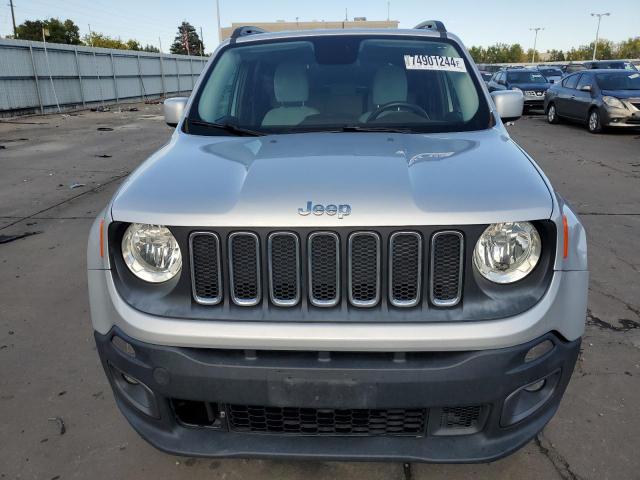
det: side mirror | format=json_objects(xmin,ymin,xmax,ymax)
[
  {"xmin": 163, "ymin": 97, "xmax": 188, "ymax": 127},
  {"xmin": 580, "ymin": 85, "xmax": 591, "ymax": 92},
  {"xmin": 491, "ymin": 90, "xmax": 524, "ymax": 123}
]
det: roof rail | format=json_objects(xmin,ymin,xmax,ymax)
[
  {"xmin": 413, "ymin": 20, "xmax": 447, "ymax": 34},
  {"xmin": 230, "ymin": 25, "xmax": 268, "ymax": 42}
]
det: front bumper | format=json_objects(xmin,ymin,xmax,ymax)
[
  {"xmin": 601, "ymin": 107, "xmax": 640, "ymax": 127},
  {"xmin": 523, "ymin": 95, "xmax": 545, "ymax": 107},
  {"xmin": 96, "ymin": 327, "xmax": 580, "ymax": 463}
]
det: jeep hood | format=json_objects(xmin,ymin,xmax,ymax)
[{"xmin": 111, "ymin": 129, "xmax": 553, "ymax": 226}]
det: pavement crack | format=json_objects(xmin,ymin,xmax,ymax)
[
  {"xmin": 577, "ymin": 212, "xmax": 640, "ymax": 216},
  {"xmin": 0, "ymin": 172, "xmax": 129, "ymax": 232},
  {"xmin": 535, "ymin": 433, "xmax": 583, "ymax": 480},
  {"xmin": 589, "ymin": 287, "xmax": 640, "ymax": 320},
  {"xmin": 587, "ymin": 310, "xmax": 640, "ymax": 332}
]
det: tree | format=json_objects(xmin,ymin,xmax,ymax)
[
  {"xmin": 468, "ymin": 46, "xmax": 486, "ymax": 63},
  {"xmin": 617, "ymin": 37, "xmax": 640, "ymax": 59},
  {"xmin": 15, "ymin": 18, "xmax": 81, "ymax": 44},
  {"xmin": 84, "ymin": 32, "xmax": 127, "ymax": 49},
  {"xmin": 126, "ymin": 39, "xmax": 142, "ymax": 51},
  {"xmin": 83, "ymin": 32, "xmax": 156, "ymax": 52},
  {"xmin": 547, "ymin": 49, "xmax": 565, "ymax": 62},
  {"xmin": 170, "ymin": 21, "xmax": 204, "ymax": 55}
]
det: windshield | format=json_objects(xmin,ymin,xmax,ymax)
[
  {"xmin": 539, "ymin": 68, "xmax": 562, "ymax": 77},
  {"xmin": 595, "ymin": 72, "xmax": 640, "ymax": 90},
  {"xmin": 507, "ymin": 71, "xmax": 547, "ymax": 84},
  {"xmin": 598, "ymin": 61, "xmax": 636, "ymax": 70},
  {"xmin": 190, "ymin": 36, "xmax": 489, "ymax": 135}
]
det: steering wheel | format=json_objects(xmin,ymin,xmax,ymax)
[{"xmin": 366, "ymin": 102, "xmax": 430, "ymax": 122}]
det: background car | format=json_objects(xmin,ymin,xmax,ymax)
[
  {"xmin": 583, "ymin": 60, "xmax": 638, "ymax": 71},
  {"xmin": 562, "ymin": 63, "xmax": 587, "ymax": 75},
  {"xmin": 537, "ymin": 66, "xmax": 563, "ymax": 84},
  {"xmin": 544, "ymin": 69, "xmax": 640, "ymax": 133},
  {"xmin": 479, "ymin": 70, "xmax": 493, "ymax": 84},
  {"xmin": 487, "ymin": 68, "xmax": 550, "ymax": 111}
]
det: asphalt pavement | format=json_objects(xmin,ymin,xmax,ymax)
[{"xmin": 0, "ymin": 106, "xmax": 638, "ymax": 480}]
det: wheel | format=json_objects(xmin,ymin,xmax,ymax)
[
  {"xmin": 588, "ymin": 109, "xmax": 602, "ymax": 133},
  {"xmin": 547, "ymin": 103, "xmax": 560, "ymax": 124}
]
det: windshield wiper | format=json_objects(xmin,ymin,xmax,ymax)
[
  {"xmin": 338, "ymin": 125, "xmax": 414, "ymax": 133},
  {"xmin": 188, "ymin": 119, "xmax": 266, "ymax": 136}
]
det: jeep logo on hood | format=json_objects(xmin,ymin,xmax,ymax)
[{"xmin": 298, "ymin": 201, "xmax": 351, "ymax": 219}]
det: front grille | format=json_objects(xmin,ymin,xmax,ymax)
[
  {"xmin": 190, "ymin": 229, "xmax": 465, "ymax": 309},
  {"xmin": 389, "ymin": 232, "xmax": 422, "ymax": 307},
  {"xmin": 228, "ymin": 232, "xmax": 261, "ymax": 306},
  {"xmin": 189, "ymin": 232, "xmax": 222, "ymax": 305},
  {"xmin": 227, "ymin": 404, "xmax": 427, "ymax": 436},
  {"xmin": 308, "ymin": 232, "xmax": 340, "ymax": 307},
  {"xmin": 348, "ymin": 232, "xmax": 380, "ymax": 307},
  {"xmin": 430, "ymin": 232, "xmax": 464, "ymax": 307},
  {"xmin": 268, "ymin": 232, "xmax": 301, "ymax": 306}
]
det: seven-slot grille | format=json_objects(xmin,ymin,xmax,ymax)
[{"xmin": 190, "ymin": 230, "xmax": 464, "ymax": 309}]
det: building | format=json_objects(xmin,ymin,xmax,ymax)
[{"xmin": 220, "ymin": 19, "xmax": 399, "ymax": 41}]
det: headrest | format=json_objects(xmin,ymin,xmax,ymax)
[
  {"xmin": 274, "ymin": 63, "xmax": 309, "ymax": 103},
  {"xmin": 372, "ymin": 65, "xmax": 408, "ymax": 106}
]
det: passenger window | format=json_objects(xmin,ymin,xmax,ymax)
[
  {"xmin": 576, "ymin": 75, "xmax": 592, "ymax": 91},
  {"xmin": 563, "ymin": 74, "xmax": 580, "ymax": 90}
]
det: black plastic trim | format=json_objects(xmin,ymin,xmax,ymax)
[
  {"xmin": 108, "ymin": 221, "xmax": 556, "ymax": 324},
  {"xmin": 95, "ymin": 327, "xmax": 580, "ymax": 462}
]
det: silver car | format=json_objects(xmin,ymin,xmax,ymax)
[{"xmin": 87, "ymin": 21, "xmax": 588, "ymax": 463}]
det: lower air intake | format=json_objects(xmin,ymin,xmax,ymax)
[{"xmin": 227, "ymin": 404, "xmax": 427, "ymax": 436}]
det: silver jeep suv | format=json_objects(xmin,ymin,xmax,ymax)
[{"xmin": 87, "ymin": 21, "xmax": 588, "ymax": 463}]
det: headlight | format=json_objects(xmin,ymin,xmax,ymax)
[
  {"xmin": 602, "ymin": 96, "xmax": 625, "ymax": 109},
  {"xmin": 511, "ymin": 87, "xmax": 522, "ymax": 92},
  {"xmin": 121, "ymin": 223, "xmax": 182, "ymax": 283},
  {"xmin": 473, "ymin": 222, "xmax": 541, "ymax": 284}
]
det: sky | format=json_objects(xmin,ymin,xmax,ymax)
[{"xmin": 1, "ymin": 0, "xmax": 638, "ymax": 54}]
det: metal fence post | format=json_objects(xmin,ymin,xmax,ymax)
[
  {"xmin": 136, "ymin": 53, "xmax": 145, "ymax": 101},
  {"xmin": 93, "ymin": 51, "xmax": 105, "ymax": 107},
  {"xmin": 176, "ymin": 57, "xmax": 181, "ymax": 95},
  {"xmin": 74, "ymin": 47, "xmax": 86, "ymax": 107},
  {"xmin": 28, "ymin": 44, "xmax": 44, "ymax": 114},
  {"xmin": 159, "ymin": 53, "xmax": 166, "ymax": 98},
  {"xmin": 110, "ymin": 52, "xmax": 119, "ymax": 102},
  {"xmin": 189, "ymin": 57, "xmax": 194, "ymax": 90}
]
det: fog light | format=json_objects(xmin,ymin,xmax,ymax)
[
  {"xmin": 524, "ymin": 379, "xmax": 546, "ymax": 392},
  {"xmin": 501, "ymin": 370, "xmax": 561, "ymax": 426},
  {"xmin": 524, "ymin": 339, "xmax": 554, "ymax": 362},
  {"xmin": 108, "ymin": 363, "xmax": 159, "ymax": 418}
]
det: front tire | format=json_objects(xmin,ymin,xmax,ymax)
[
  {"xmin": 547, "ymin": 103, "xmax": 560, "ymax": 124},
  {"xmin": 588, "ymin": 109, "xmax": 602, "ymax": 133}
]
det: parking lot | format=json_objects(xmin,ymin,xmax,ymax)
[{"xmin": 0, "ymin": 105, "xmax": 638, "ymax": 480}]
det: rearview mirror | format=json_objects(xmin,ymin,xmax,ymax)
[
  {"xmin": 580, "ymin": 85, "xmax": 591, "ymax": 92},
  {"xmin": 491, "ymin": 90, "xmax": 524, "ymax": 123},
  {"xmin": 163, "ymin": 97, "xmax": 188, "ymax": 127}
]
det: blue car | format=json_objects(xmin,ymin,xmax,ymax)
[{"xmin": 487, "ymin": 69, "xmax": 551, "ymax": 111}]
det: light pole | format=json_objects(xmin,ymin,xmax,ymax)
[
  {"xmin": 215, "ymin": 0, "xmax": 222, "ymax": 43},
  {"xmin": 529, "ymin": 27, "xmax": 544, "ymax": 63},
  {"xmin": 590, "ymin": 12, "xmax": 610, "ymax": 61},
  {"xmin": 9, "ymin": 0, "xmax": 17, "ymax": 38}
]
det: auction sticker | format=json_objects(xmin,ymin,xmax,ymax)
[{"xmin": 404, "ymin": 54, "xmax": 466, "ymax": 73}]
